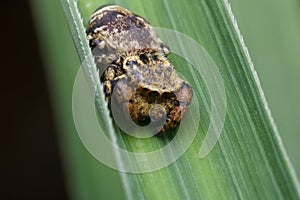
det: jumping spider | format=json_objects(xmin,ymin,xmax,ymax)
[{"xmin": 86, "ymin": 5, "xmax": 193, "ymax": 134}]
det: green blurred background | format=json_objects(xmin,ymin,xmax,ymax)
[
  {"xmin": 230, "ymin": 0, "xmax": 300, "ymax": 174},
  {"xmin": 2, "ymin": 0, "xmax": 299, "ymax": 199}
]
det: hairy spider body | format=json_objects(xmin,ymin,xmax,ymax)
[{"xmin": 87, "ymin": 5, "xmax": 192, "ymax": 134}]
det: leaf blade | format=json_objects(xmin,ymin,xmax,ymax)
[{"xmin": 59, "ymin": 0, "xmax": 300, "ymax": 199}]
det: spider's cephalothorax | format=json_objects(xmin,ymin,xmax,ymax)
[{"xmin": 86, "ymin": 5, "xmax": 192, "ymax": 134}]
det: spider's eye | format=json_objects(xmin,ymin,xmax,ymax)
[
  {"xmin": 139, "ymin": 53, "xmax": 149, "ymax": 64},
  {"xmin": 152, "ymin": 55, "xmax": 158, "ymax": 60},
  {"xmin": 126, "ymin": 60, "xmax": 138, "ymax": 66},
  {"xmin": 126, "ymin": 61, "xmax": 133, "ymax": 66}
]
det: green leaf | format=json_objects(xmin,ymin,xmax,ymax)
[{"xmin": 34, "ymin": 0, "xmax": 300, "ymax": 199}]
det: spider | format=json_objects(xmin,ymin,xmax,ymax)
[{"xmin": 86, "ymin": 5, "xmax": 192, "ymax": 134}]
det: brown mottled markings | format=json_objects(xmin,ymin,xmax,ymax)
[{"xmin": 87, "ymin": 5, "xmax": 193, "ymax": 134}]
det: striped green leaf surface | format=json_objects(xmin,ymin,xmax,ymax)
[{"xmin": 34, "ymin": 0, "xmax": 300, "ymax": 199}]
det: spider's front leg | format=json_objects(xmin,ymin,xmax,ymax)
[
  {"xmin": 109, "ymin": 76, "xmax": 142, "ymax": 126},
  {"xmin": 161, "ymin": 82, "xmax": 193, "ymax": 132},
  {"xmin": 101, "ymin": 64, "xmax": 124, "ymax": 100}
]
